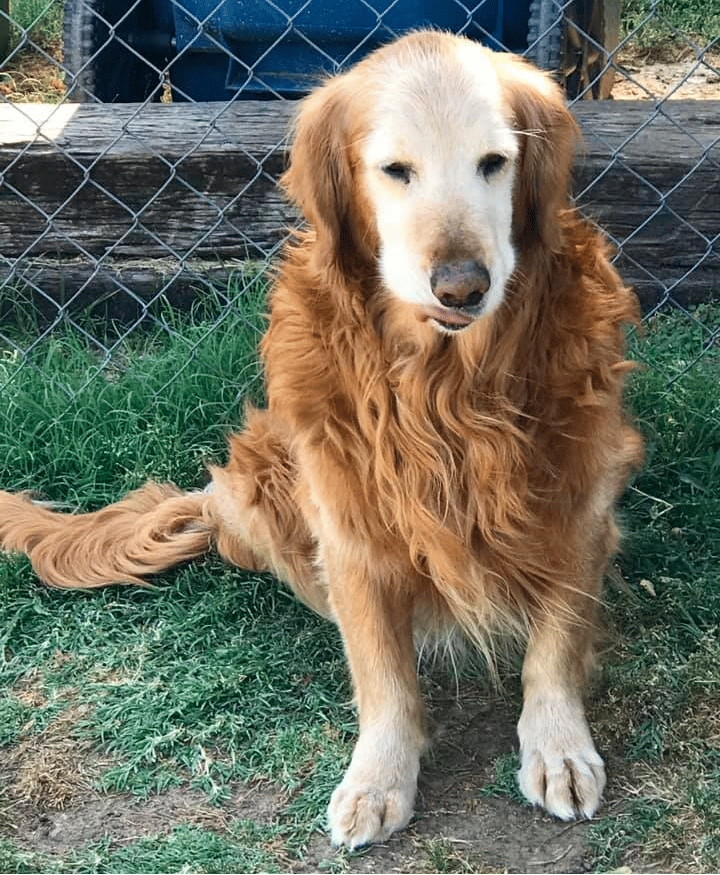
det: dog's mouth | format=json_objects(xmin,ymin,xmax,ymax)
[{"xmin": 421, "ymin": 306, "xmax": 476, "ymax": 332}]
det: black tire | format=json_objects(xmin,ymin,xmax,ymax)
[
  {"xmin": 526, "ymin": 0, "xmax": 564, "ymax": 71},
  {"xmin": 63, "ymin": 0, "xmax": 171, "ymax": 102}
]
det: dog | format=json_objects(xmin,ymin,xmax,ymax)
[{"xmin": 0, "ymin": 30, "xmax": 643, "ymax": 848}]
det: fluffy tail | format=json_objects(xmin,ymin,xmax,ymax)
[{"xmin": 0, "ymin": 483, "xmax": 213, "ymax": 588}]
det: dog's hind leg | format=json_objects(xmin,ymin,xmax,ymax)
[{"xmin": 206, "ymin": 409, "xmax": 329, "ymax": 618}]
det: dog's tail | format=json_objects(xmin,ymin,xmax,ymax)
[{"xmin": 0, "ymin": 483, "xmax": 214, "ymax": 588}]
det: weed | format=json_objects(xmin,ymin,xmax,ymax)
[
  {"xmin": 0, "ymin": 838, "xmax": 53, "ymax": 873},
  {"xmin": 0, "ymin": 822, "xmax": 286, "ymax": 874},
  {"xmin": 478, "ymin": 751, "xmax": 528, "ymax": 807},
  {"xmin": 621, "ymin": 0, "xmax": 720, "ymax": 48},
  {"xmin": 1, "ymin": 0, "xmax": 64, "ymax": 101},
  {"xmin": 420, "ymin": 837, "xmax": 483, "ymax": 873},
  {"xmin": 8, "ymin": 0, "xmax": 63, "ymax": 45},
  {"xmin": 65, "ymin": 822, "xmax": 285, "ymax": 873},
  {"xmin": 589, "ymin": 798, "xmax": 673, "ymax": 870}
]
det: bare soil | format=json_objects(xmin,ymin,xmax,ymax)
[{"xmin": 611, "ymin": 47, "xmax": 720, "ymax": 100}]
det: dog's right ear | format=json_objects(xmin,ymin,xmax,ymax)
[{"xmin": 282, "ymin": 74, "xmax": 376, "ymax": 276}]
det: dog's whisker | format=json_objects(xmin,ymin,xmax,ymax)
[{"xmin": 514, "ymin": 127, "xmax": 549, "ymax": 141}]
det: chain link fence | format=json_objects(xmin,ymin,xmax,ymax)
[{"xmin": 0, "ymin": 0, "xmax": 718, "ymax": 407}]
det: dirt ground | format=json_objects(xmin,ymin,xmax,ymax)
[
  {"xmin": 610, "ymin": 47, "xmax": 720, "ymax": 100},
  {"xmin": 0, "ymin": 688, "xmax": 611, "ymax": 873}
]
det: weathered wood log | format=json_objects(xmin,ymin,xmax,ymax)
[
  {"xmin": 1, "ymin": 100, "xmax": 718, "ymax": 316},
  {"xmin": 572, "ymin": 101, "xmax": 720, "ymax": 311}
]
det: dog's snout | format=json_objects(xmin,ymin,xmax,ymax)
[{"xmin": 430, "ymin": 259, "xmax": 491, "ymax": 310}]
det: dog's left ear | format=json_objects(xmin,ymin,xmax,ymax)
[
  {"xmin": 497, "ymin": 57, "xmax": 579, "ymax": 251},
  {"xmin": 282, "ymin": 73, "xmax": 375, "ymax": 277}
]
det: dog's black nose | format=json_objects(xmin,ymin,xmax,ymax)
[{"xmin": 430, "ymin": 259, "xmax": 491, "ymax": 310}]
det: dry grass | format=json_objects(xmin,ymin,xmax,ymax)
[
  {"xmin": 614, "ymin": 759, "xmax": 718, "ymax": 872},
  {"xmin": 2, "ymin": 681, "xmax": 106, "ymax": 810},
  {"xmin": 0, "ymin": 44, "xmax": 65, "ymax": 102}
]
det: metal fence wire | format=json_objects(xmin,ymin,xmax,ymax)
[{"xmin": 0, "ymin": 0, "xmax": 718, "ymax": 409}]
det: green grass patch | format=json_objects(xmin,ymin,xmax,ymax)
[
  {"xmin": 69, "ymin": 821, "xmax": 285, "ymax": 873},
  {"xmin": 620, "ymin": 0, "xmax": 720, "ymax": 49},
  {"xmin": 478, "ymin": 751, "xmax": 528, "ymax": 807},
  {"xmin": 587, "ymin": 305, "xmax": 720, "ymax": 871},
  {"xmin": 0, "ymin": 275, "xmax": 353, "ymax": 867},
  {"xmin": 0, "ymin": 277, "xmax": 267, "ymax": 506},
  {"xmin": 419, "ymin": 837, "xmax": 483, "ymax": 873},
  {"xmin": 0, "ymin": 822, "xmax": 285, "ymax": 873},
  {"xmin": 0, "ymin": 289, "xmax": 718, "ymax": 871},
  {"xmin": 6, "ymin": 0, "xmax": 63, "ymax": 52}
]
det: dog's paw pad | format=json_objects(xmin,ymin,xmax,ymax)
[{"xmin": 327, "ymin": 781, "xmax": 414, "ymax": 849}]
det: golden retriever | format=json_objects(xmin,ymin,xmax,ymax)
[{"xmin": 0, "ymin": 30, "xmax": 643, "ymax": 848}]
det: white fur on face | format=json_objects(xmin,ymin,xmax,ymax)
[{"xmin": 362, "ymin": 40, "xmax": 519, "ymax": 331}]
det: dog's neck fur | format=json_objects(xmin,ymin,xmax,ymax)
[{"xmin": 261, "ymin": 216, "xmax": 638, "ymax": 646}]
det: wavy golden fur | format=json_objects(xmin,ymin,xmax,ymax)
[{"xmin": 0, "ymin": 31, "xmax": 643, "ymax": 848}]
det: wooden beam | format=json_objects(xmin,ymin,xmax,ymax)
[
  {"xmin": 1, "ymin": 100, "xmax": 719, "ymax": 314},
  {"xmin": 572, "ymin": 100, "xmax": 720, "ymax": 311}
]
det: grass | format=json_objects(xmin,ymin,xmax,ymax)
[
  {"xmin": 478, "ymin": 751, "xmax": 529, "ymax": 807},
  {"xmin": 0, "ymin": 276, "xmax": 268, "ymax": 506},
  {"xmin": 5, "ymin": 0, "xmax": 63, "ymax": 51},
  {"xmin": 585, "ymin": 306, "xmax": 720, "ymax": 871},
  {"xmin": 0, "ymin": 822, "xmax": 286, "ymax": 873},
  {"xmin": 0, "ymin": 286, "xmax": 719, "ymax": 872},
  {"xmin": 0, "ymin": 0, "xmax": 65, "ymax": 101},
  {"xmin": 621, "ymin": 0, "xmax": 720, "ymax": 51},
  {"xmin": 0, "ymin": 276, "xmax": 354, "ymax": 868},
  {"xmin": 419, "ymin": 838, "xmax": 483, "ymax": 873},
  {"xmin": 0, "ymin": 0, "xmax": 65, "ymax": 103}
]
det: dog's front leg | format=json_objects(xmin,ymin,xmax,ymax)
[
  {"xmin": 325, "ymin": 557, "xmax": 427, "ymax": 848},
  {"xmin": 517, "ymin": 612, "xmax": 605, "ymax": 820}
]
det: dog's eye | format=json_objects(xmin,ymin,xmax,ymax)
[
  {"xmin": 478, "ymin": 153, "xmax": 507, "ymax": 180},
  {"xmin": 382, "ymin": 162, "xmax": 413, "ymax": 184}
]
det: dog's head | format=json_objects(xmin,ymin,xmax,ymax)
[{"xmin": 282, "ymin": 31, "xmax": 577, "ymax": 334}]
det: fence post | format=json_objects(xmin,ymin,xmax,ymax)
[{"xmin": 0, "ymin": 0, "xmax": 9, "ymax": 63}]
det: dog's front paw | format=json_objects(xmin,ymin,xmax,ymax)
[
  {"xmin": 327, "ymin": 730, "xmax": 420, "ymax": 848},
  {"xmin": 517, "ymin": 697, "xmax": 606, "ymax": 820},
  {"xmin": 328, "ymin": 776, "xmax": 416, "ymax": 848}
]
